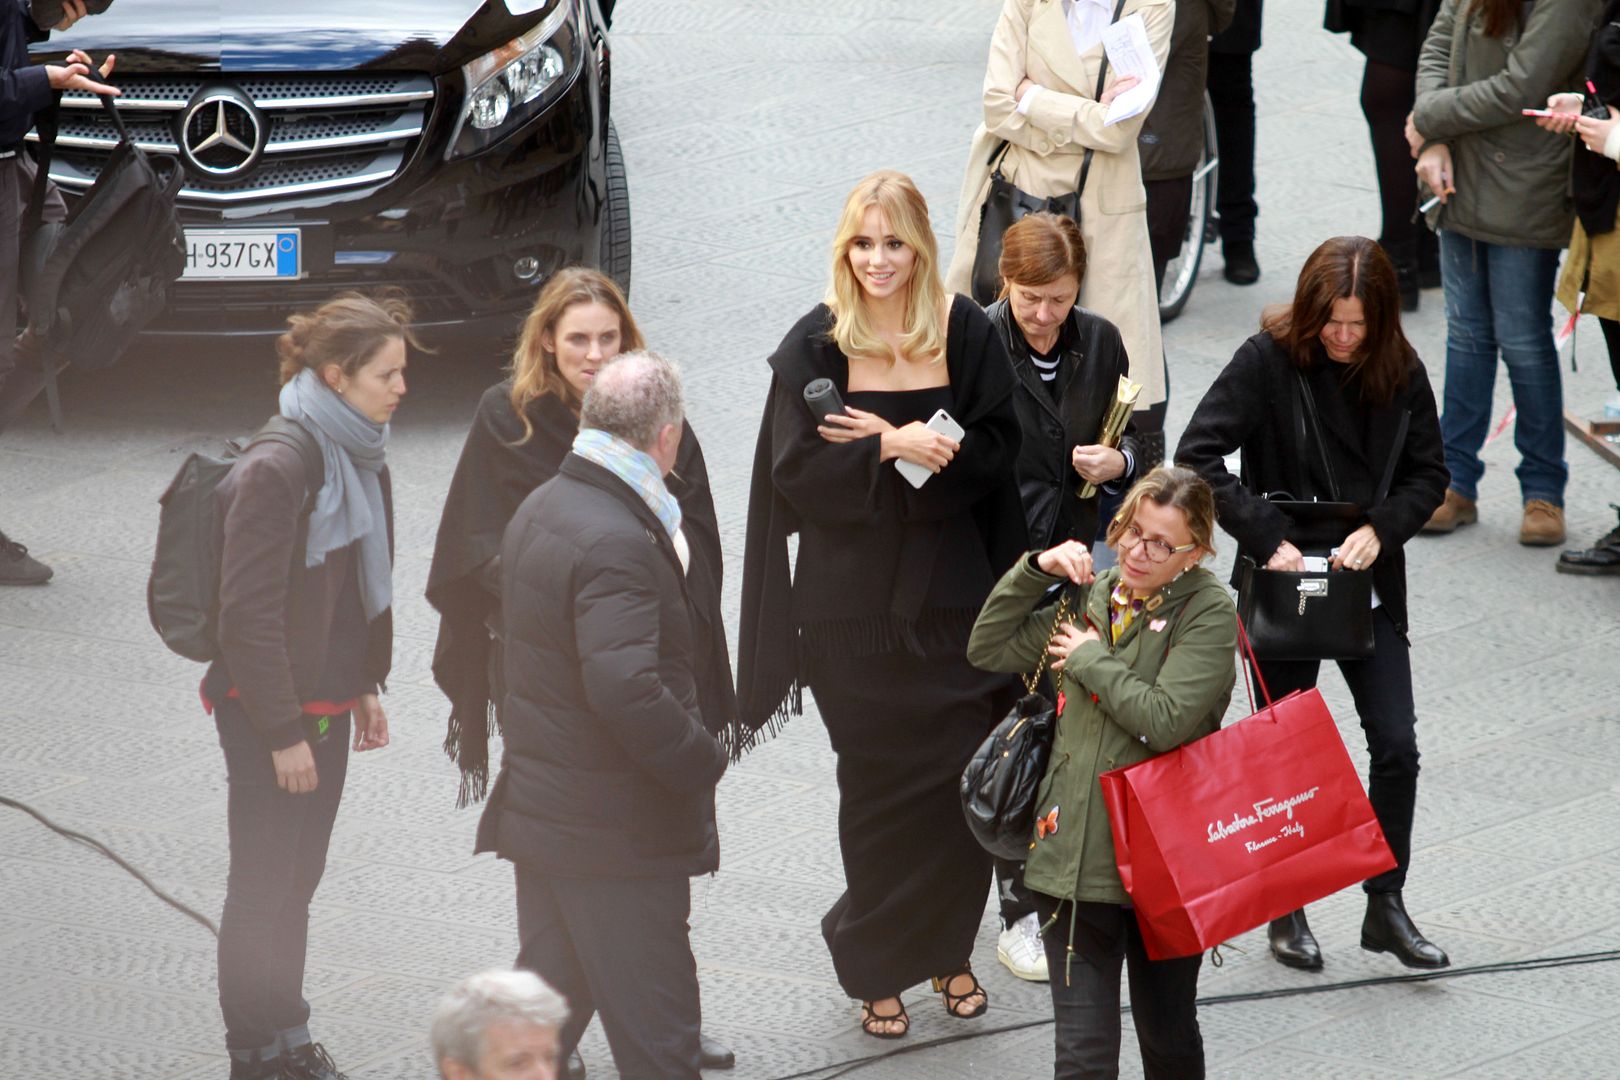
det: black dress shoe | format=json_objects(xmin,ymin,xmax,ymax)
[
  {"xmin": 1268, "ymin": 908, "xmax": 1323, "ymax": 970},
  {"xmin": 1222, "ymin": 241, "xmax": 1261, "ymax": 285},
  {"xmin": 1362, "ymin": 891, "xmax": 1450, "ymax": 969},
  {"xmin": 699, "ymin": 1032, "xmax": 736, "ymax": 1070},
  {"xmin": 564, "ymin": 1049, "xmax": 585, "ymax": 1080},
  {"xmin": 1557, "ymin": 504, "xmax": 1620, "ymax": 576}
]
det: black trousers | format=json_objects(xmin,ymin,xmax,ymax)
[
  {"xmin": 1251, "ymin": 606, "xmax": 1418, "ymax": 893},
  {"xmin": 1205, "ymin": 51, "xmax": 1257, "ymax": 245},
  {"xmin": 515, "ymin": 866, "xmax": 702, "ymax": 1080},
  {"xmin": 0, "ymin": 157, "xmax": 66, "ymax": 436},
  {"xmin": 994, "ymin": 856, "xmax": 1037, "ymax": 927},
  {"xmin": 216, "ymin": 700, "xmax": 350, "ymax": 1054},
  {"xmin": 1033, "ymin": 894, "xmax": 1204, "ymax": 1080}
]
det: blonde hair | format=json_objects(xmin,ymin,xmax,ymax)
[
  {"xmin": 508, "ymin": 267, "xmax": 645, "ymax": 442},
  {"xmin": 826, "ymin": 170, "xmax": 948, "ymax": 366},
  {"xmin": 275, "ymin": 289, "xmax": 419, "ymax": 386},
  {"xmin": 1104, "ymin": 466, "xmax": 1219, "ymax": 558}
]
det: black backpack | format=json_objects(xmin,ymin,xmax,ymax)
[
  {"xmin": 22, "ymin": 92, "xmax": 186, "ymax": 430},
  {"xmin": 147, "ymin": 417, "xmax": 323, "ymax": 663}
]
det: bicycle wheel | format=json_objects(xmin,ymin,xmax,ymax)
[{"xmin": 1158, "ymin": 94, "xmax": 1220, "ymax": 323}]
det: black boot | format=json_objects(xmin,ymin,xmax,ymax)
[
  {"xmin": 1222, "ymin": 240, "xmax": 1260, "ymax": 285},
  {"xmin": 699, "ymin": 1032, "xmax": 737, "ymax": 1070},
  {"xmin": 564, "ymin": 1049, "xmax": 585, "ymax": 1080},
  {"xmin": 228, "ymin": 1057, "xmax": 286, "ymax": 1080},
  {"xmin": 281, "ymin": 1043, "xmax": 347, "ymax": 1080},
  {"xmin": 1267, "ymin": 908, "xmax": 1323, "ymax": 971},
  {"xmin": 1361, "ymin": 892, "xmax": 1449, "ymax": 969},
  {"xmin": 1557, "ymin": 504, "xmax": 1620, "ymax": 576}
]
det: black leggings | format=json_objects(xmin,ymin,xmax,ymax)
[
  {"xmin": 1603, "ymin": 317, "xmax": 1620, "ymax": 392},
  {"xmin": 1360, "ymin": 59, "xmax": 1422, "ymax": 255}
]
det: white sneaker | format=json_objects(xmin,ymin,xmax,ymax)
[{"xmin": 997, "ymin": 912, "xmax": 1050, "ymax": 982}]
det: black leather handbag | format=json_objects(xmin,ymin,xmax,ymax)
[
  {"xmin": 960, "ymin": 588, "xmax": 1072, "ymax": 860},
  {"xmin": 969, "ymin": 0, "xmax": 1127, "ymax": 305},
  {"xmin": 1236, "ymin": 374, "xmax": 1410, "ymax": 662}
]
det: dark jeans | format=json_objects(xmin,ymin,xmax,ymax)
[
  {"xmin": 1205, "ymin": 51, "xmax": 1256, "ymax": 245},
  {"xmin": 1251, "ymin": 606, "xmax": 1417, "ymax": 893},
  {"xmin": 1032, "ymin": 893, "xmax": 1204, "ymax": 1080},
  {"xmin": 995, "ymin": 856, "xmax": 1037, "ymax": 927},
  {"xmin": 1438, "ymin": 231, "xmax": 1566, "ymax": 505},
  {"xmin": 216, "ymin": 699, "xmax": 350, "ymax": 1054},
  {"xmin": 515, "ymin": 866, "xmax": 701, "ymax": 1080}
]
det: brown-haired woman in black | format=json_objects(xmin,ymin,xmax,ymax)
[{"xmin": 1176, "ymin": 235, "xmax": 1451, "ymax": 973}]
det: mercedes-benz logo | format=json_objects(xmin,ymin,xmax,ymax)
[{"xmin": 176, "ymin": 86, "xmax": 265, "ymax": 179}]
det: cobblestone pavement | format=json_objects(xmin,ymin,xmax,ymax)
[{"xmin": 2, "ymin": 2, "xmax": 1618, "ymax": 1078}]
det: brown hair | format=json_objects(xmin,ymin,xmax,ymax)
[
  {"xmin": 1259, "ymin": 235, "xmax": 1415, "ymax": 406},
  {"xmin": 509, "ymin": 266, "xmax": 644, "ymax": 442},
  {"xmin": 276, "ymin": 289, "xmax": 419, "ymax": 386},
  {"xmin": 996, "ymin": 212, "xmax": 1087, "ymax": 298},
  {"xmin": 826, "ymin": 170, "xmax": 948, "ymax": 366},
  {"xmin": 1104, "ymin": 466, "xmax": 1219, "ymax": 558},
  {"xmin": 1470, "ymin": 0, "xmax": 1522, "ymax": 37}
]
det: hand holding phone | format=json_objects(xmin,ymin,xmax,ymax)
[{"xmin": 893, "ymin": 408, "xmax": 965, "ymax": 488}]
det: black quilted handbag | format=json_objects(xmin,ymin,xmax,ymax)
[{"xmin": 960, "ymin": 588, "xmax": 1072, "ymax": 860}]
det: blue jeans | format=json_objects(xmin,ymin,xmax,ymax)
[{"xmin": 1438, "ymin": 231, "xmax": 1566, "ymax": 505}]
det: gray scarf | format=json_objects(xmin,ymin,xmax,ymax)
[{"xmin": 279, "ymin": 368, "xmax": 392, "ymax": 620}]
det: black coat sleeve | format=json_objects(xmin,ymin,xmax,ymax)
[
  {"xmin": 1174, "ymin": 336, "xmax": 1292, "ymax": 560},
  {"xmin": 1365, "ymin": 363, "xmax": 1449, "ymax": 548},
  {"xmin": 574, "ymin": 530, "xmax": 726, "ymax": 795},
  {"xmin": 0, "ymin": 2, "xmax": 51, "ymax": 131},
  {"xmin": 769, "ymin": 371, "xmax": 892, "ymax": 526}
]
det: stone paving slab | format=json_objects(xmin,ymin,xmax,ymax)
[{"xmin": 1, "ymin": 1, "xmax": 1617, "ymax": 1078}]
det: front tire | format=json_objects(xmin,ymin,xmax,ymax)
[{"xmin": 601, "ymin": 120, "xmax": 632, "ymax": 297}]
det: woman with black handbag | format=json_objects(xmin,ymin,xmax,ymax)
[
  {"xmin": 968, "ymin": 466, "xmax": 1236, "ymax": 1080},
  {"xmin": 943, "ymin": 0, "xmax": 1171, "ymax": 421},
  {"xmin": 1175, "ymin": 235, "xmax": 1450, "ymax": 973}
]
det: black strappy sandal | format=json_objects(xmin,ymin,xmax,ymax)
[
  {"xmin": 859, "ymin": 996, "xmax": 910, "ymax": 1039},
  {"xmin": 932, "ymin": 965, "xmax": 989, "ymax": 1019}
]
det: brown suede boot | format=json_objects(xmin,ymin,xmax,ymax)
[
  {"xmin": 1422, "ymin": 490, "xmax": 1478, "ymax": 534},
  {"xmin": 1519, "ymin": 500, "xmax": 1566, "ymax": 547}
]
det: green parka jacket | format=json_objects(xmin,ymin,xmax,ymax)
[
  {"xmin": 967, "ymin": 556, "xmax": 1237, "ymax": 906},
  {"xmin": 1413, "ymin": 0, "xmax": 1599, "ymax": 248}
]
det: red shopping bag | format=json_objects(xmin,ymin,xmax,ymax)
[{"xmin": 1098, "ymin": 621, "xmax": 1395, "ymax": 960}]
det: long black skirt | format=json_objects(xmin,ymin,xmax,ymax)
[{"xmin": 805, "ymin": 649, "xmax": 1007, "ymax": 1001}]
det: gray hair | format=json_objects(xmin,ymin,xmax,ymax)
[
  {"xmin": 579, "ymin": 349, "xmax": 684, "ymax": 451},
  {"xmin": 431, "ymin": 969, "xmax": 568, "ymax": 1072}
]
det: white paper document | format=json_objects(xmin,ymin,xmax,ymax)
[{"xmin": 1100, "ymin": 13, "xmax": 1161, "ymax": 126}]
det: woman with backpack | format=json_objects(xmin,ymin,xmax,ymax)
[{"xmin": 206, "ymin": 292, "xmax": 414, "ymax": 1080}]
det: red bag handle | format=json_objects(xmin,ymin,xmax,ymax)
[{"xmin": 1234, "ymin": 615, "xmax": 1277, "ymax": 717}]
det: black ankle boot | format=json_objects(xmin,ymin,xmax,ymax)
[
  {"xmin": 282, "ymin": 1043, "xmax": 347, "ymax": 1080},
  {"xmin": 1361, "ymin": 892, "xmax": 1449, "ymax": 969},
  {"xmin": 228, "ymin": 1056, "xmax": 286, "ymax": 1080},
  {"xmin": 1222, "ymin": 240, "xmax": 1260, "ymax": 285},
  {"xmin": 1268, "ymin": 908, "xmax": 1323, "ymax": 970}
]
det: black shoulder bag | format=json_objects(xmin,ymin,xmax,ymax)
[
  {"xmin": 960, "ymin": 586, "xmax": 1073, "ymax": 860},
  {"xmin": 969, "ymin": 0, "xmax": 1128, "ymax": 305},
  {"xmin": 1236, "ymin": 373, "xmax": 1409, "ymax": 662}
]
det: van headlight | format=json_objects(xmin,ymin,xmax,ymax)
[{"xmin": 449, "ymin": 0, "xmax": 579, "ymax": 159}]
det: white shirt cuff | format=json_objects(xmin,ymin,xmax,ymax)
[
  {"xmin": 1605, "ymin": 124, "xmax": 1620, "ymax": 162},
  {"xmin": 1017, "ymin": 84, "xmax": 1043, "ymax": 116}
]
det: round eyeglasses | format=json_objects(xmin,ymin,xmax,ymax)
[{"xmin": 1118, "ymin": 523, "xmax": 1198, "ymax": 564}]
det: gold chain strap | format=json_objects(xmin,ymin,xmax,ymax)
[{"xmin": 1021, "ymin": 589, "xmax": 1074, "ymax": 695}]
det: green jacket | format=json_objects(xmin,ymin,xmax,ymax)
[
  {"xmin": 1413, "ymin": 0, "xmax": 1598, "ymax": 248},
  {"xmin": 967, "ymin": 556, "xmax": 1237, "ymax": 905}
]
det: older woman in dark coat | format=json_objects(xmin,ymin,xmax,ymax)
[{"xmin": 1177, "ymin": 236, "xmax": 1450, "ymax": 973}]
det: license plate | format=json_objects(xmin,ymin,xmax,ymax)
[{"xmin": 182, "ymin": 229, "xmax": 301, "ymax": 280}]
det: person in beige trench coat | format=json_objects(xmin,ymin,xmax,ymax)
[{"xmin": 945, "ymin": 0, "xmax": 1172, "ymax": 409}]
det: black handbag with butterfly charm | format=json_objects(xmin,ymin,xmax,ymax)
[{"xmin": 960, "ymin": 587, "xmax": 1073, "ymax": 860}]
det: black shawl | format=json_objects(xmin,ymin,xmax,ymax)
[
  {"xmin": 427, "ymin": 381, "xmax": 737, "ymax": 804},
  {"xmin": 1575, "ymin": 2, "xmax": 1620, "ymax": 237},
  {"xmin": 736, "ymin": 297, "xmax": 1027, "ymax": 741}
]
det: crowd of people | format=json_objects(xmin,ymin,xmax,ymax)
[{"xmin": 2, "ymin": 1, "xmax": 1619, "ymax": 1079}]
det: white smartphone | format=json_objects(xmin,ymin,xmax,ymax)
[{"xmin": 895, "ymin": 408, "xmax": 966, "ymax": 488}]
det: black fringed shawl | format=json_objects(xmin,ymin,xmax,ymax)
[
  {"xmin": 736, "ymin": 297, "xmax": 1028, "ymax": 742},
  {"xmin": 427, "ymin": 382, "xmax": 738, "ymax": 805}
]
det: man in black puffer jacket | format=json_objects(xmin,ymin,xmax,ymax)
[{"xmin": 476, "ymin": 350, "xmax": 726, "ymax": 1080}]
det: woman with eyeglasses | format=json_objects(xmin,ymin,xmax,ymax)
[
  {"xmin": 968, "ymin": 465, "xmax": 1236, "ymax": 1079},
  {"xmin": 1175, "ymin": 235, "xmax": 1450, "ymax": 974}
]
